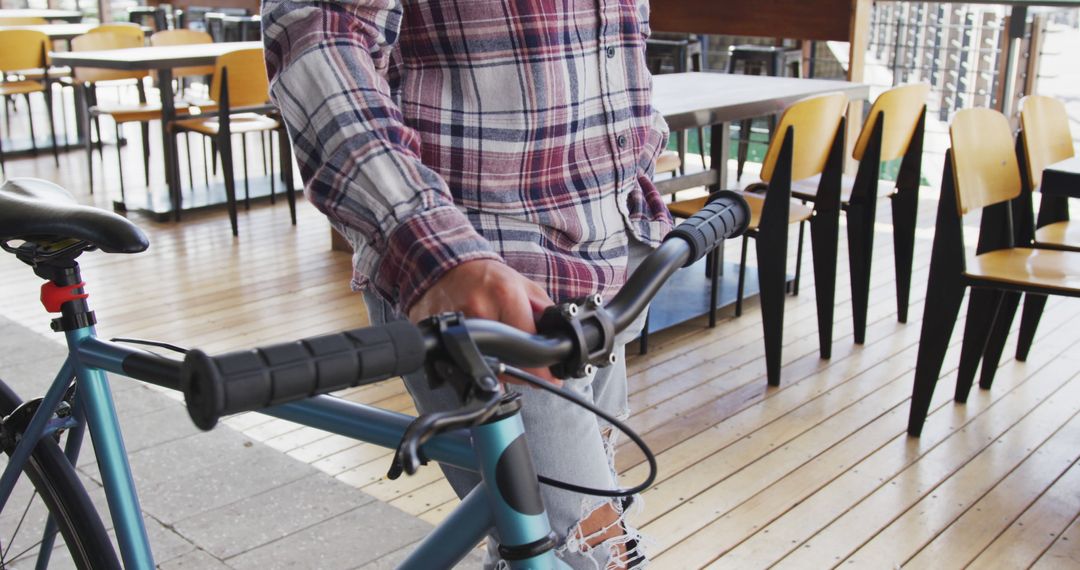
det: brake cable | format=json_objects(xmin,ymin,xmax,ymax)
[{"xmin": 501, "ymin": 365, "xmax": 658, "ymax": 499}]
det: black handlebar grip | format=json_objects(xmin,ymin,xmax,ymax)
[
  {"xmin": 181, "ymin": 321, "xmax": 426, "ymax": 430},
  {"xmin": 664, "ymin": 190, "xmax": 751, "ymax": 267}
]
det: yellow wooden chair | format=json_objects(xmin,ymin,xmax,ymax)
[
  {"xmin": 171, "ymin": 48, "xmax": 296, "ymax": 236},
  {"xmin": 0, "ymin": 29, "xmax": 59, "ymax": 174},
  {"xmin": 87, "ymin": 23, "xmax": 147, "ymax": 44},
  {"xmin": 790, "ymin": 84, "xmax": 930, "ymax": 344},
  {"xmin": 655, "ymin": 150, "xmax": 681, "ymax": 177},
  {"xmin": 1017, "ymin": 95, "xmax": 1078, "ymax": 250},
  {"xmin": 150, "ymin": 29, "xmax": 214, "ymax": 84},
  {"xmin": 909, "ymin": 107, "xmax": 1080, "ymax": 437},
  {"xmin": 151, "ymin": 29, "xmax": 216, "ymax": 187},
  {"xmin": 71, "ymin": 32, "xmax": 190, "ymax": 203},
  {"xmin": 987, "ymin": 95, "xmax": 1080, "ymax": 365},
  {"xmin": 668, "ymin": 92, "xmax": 847, "ymax": 386}
]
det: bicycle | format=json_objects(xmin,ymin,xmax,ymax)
[{"xmin": 0, "ymin": 176, "xmax": 748, "ymax": 569}]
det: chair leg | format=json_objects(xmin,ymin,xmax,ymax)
[
  {"xmin": 278, "ymin": 127, "xmax": 297, "ymax": 226},
  {"xmin": 25, "ymin": 94, "xmax": 38, "ymax": 155},
  {"xmin": 735, "ymin": 235, "xmax": 749, "ymax": 317},
  {"xmin": 184, "ymin": 133, "xmax": 195, "ymax": 190},
  {"xmin": 82, "ymin": 87, "xmax": 95, "ymax": 195},
  {"xmin": 891, "ymin": 186, "xmax": 919, "ymax": 323},
  {"xmin": 908, "ymin": 279, "xmax": 966, "ymax": 437},
  {"xmin": 954, "ymin": 289, "xmax": 1002, "ymax": 403},
  {"xmin": 142, "ymin": 122, "xmax": 152, "ymax": 187},
  {"xmin": 262, "ymin": 131, "xmax": 275, "ymax": 204},
  {"xmin": 218, "ymin": 133, "xmax": 239, "ymax": 236},
  {"xmin": 59, "ymin": 84, "xmax": 71, "ymax": 148},
  {"xmin": 978, "ymin": 291, "xmax": 1021, "ymax": 391},
  {"xmin": 210, "ymin": 139, "xmax": 218, "ymax": 175},
  {"xmin": 88, "ymin": 87, "xmax": 104, "ymax": 162},
  {"xmin": 846, "ymin": 200, "xmax": 876, "ymax": 345},
  {"xmin": 736, "ymin": 119, "xmax": 752, "ymax": 182},
  {"xmin": 115, "ymin": 123, "xmax": 126, "ymax": 206},
  {"xmin": 708, "ymin": 247, "xmax": 719, "ymax": 328},
  {"xmin": 1015, "ymin": 294, "xmax": 1047, "ymax": 362},
  {"xmin": 638, "ymin": 310, "xmax": 650, "ymax": 356},
  {"xmin": 809, "ymin": 208, "xmax": 840, "ymax": 360},
  {"xmin": 268, "ymin": 131, "xmax": 277, "ymax": 199},
  {"xmin": 202, "ymin": 136, "xmax": 211, "ymax": 189},
  {"xmin": 3, "ymin": 95, "xmax": 11, "ymax": 139},
  {"xmin": 43, "ymin": 88, "xmax": 59, "ymax": 167},
  {"xmin": 792, "ymin": 220, "xmax": 806, "ymax": 296},
  {"xmin": 697, "ymin": 126, "xmax": 708, "ymax": 171},
  {"xmin": 757, "ymin": 232, "xmax": 788, "ymax": 387},
  {"xmin": 241, "ymin": 134, "xmax": 251, "ymax": 209}
]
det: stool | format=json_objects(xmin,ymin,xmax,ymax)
[
  {"xmin": 646, "ymin": 33, "xmax": 707, "ymax": 180},
  {"xmin": 727, "ymin": 44, "xmax": 803, "ymax": 181}
]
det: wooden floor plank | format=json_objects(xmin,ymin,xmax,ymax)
[
  {"xmin": 969, "ymin": 455, "xmax": 1080, "ymax": 568},
  {"xmin": 1031, "ymin": 511, "xmax": 1080, "ymax": 570},
  {"xmin": 768, "ymin": 346, "xmax": 1080, "ymax": 569},
  {"xmin": 904, "ymin": 405, "xmax": 1080, "ymax": 568}
]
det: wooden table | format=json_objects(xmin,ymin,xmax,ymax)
[
  {"xmin": 651, "ymin": 72, "xmax": 870, "ymax": 195},
  {"xmin": 641, "ymin": 72, "xmax": 869, "ymax": 345},
  {"xmin": 1031, "ymin": 155, "xmax": 1079, "ymax": 229},
  {"xmin": 0, "ymin": 9, "xmax": 83, "ymax": 22},
  {"xmin": 51, "ymin": 41, "xmax": 263, "ymax": 220},
  {"xmin": 1041, "ymin": 156, "xmax": 1080, "ymax": 199}
]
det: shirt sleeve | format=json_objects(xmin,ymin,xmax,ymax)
[{"xmin": 262, "ymin": 0, "xmax": 503, "ymax": 313}]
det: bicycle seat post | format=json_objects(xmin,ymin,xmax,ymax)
[{"xmin": 33, "ymin": 259, "xmax": 97, "ymax": 334}]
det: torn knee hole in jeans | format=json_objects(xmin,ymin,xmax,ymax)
[{"xmin": 559, "ymin": 496, "xmax": 650, "ymax": 569}]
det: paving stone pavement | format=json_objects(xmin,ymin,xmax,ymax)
[{"xmin": 0, "ymin": 315, "xmax": 484, "ymax": 568}]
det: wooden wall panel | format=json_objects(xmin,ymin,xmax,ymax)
[{"xmin": 650, "ymin": 0, "xmax": 854, "ymax": 43}]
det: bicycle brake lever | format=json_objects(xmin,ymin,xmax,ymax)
[{"xmin": 387, "ymin": 391, "xmax": 503, "ymax": 479}]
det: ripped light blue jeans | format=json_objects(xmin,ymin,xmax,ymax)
[{"xmin": 362, "ymin": 239, "xmax": 651, "ymax": 569}]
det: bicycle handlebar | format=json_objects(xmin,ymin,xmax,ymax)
[{"xmin": 180, "ymin": 192, "xmax": 749, "ymax": 430}]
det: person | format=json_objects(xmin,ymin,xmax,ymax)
[{"xmin": 262, "ymin": 1, "xmax": 672, "ymax": 567}]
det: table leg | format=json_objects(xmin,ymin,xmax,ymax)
[
  {"xmin": 709, "ymin": 122, "xmax": 731, "ymax": 270},
  {"xmin": 708, "ymin": 122, "xmax": 731, "ymax": 192},
  {"xmin": 157, "ymin": 68, "xmax": 182, "ymax": 221}
]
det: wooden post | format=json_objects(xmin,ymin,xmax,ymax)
[
  {"xmin": 846, "ymin": 0, "xmax": 871, "ymax": 172},
  {"xmin": 1024, "ymin": 14, "xmax": 1046, "ymax": 98}
]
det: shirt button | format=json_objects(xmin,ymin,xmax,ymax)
[
  {"xmin": 606, "ymin": 46, "xmax": 616, "ymax": 58},
  {"xmin": 616, "ymin": 134, "xmax": 628, "ymax": 148}
]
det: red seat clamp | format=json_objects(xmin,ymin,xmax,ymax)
[{"xmin": 40, "ymin": 282, "xmax": 89, "ymax": 313}]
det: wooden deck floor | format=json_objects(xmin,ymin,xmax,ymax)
[{"xmin": 2, "ymin": 110, "xmax": 1079, "ymax": 568}]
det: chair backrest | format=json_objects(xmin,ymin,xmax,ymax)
[
  {"xmin": 70, "ymin": 32, "xmax": 148, "ymax": 83},
  {"xmin": 0, "ymin": 16, "xmax": 48, "ymax": 25},
  {"xmin": 0, "ymin": 29, "xmax": 48, "ymax": 72},
  {"xmin": 210, "ymin": 48, "xmax": 270, "ymax": 108},
  {"xmin": 760, "ymin": 93, "xmax": 848, "ymax": 183},
  {"xmin": 949, "ymin": 108, "xmax": 1022, "ymax": 216},
  {"xmin": 88, "ymin": 23, "xmax": 146, "ymax": 43},
  {"xmin": 205, "ymin": 12, "xmax": 225, "ymax": 42},
  {"xmin": 1019, "ymin": 95, "xmax": 1076, "ymax": 190},
  {"xmin": 151, "ymin": 29, "xmax": 214, "ymax": 77},
  {"xmin": 854, "ymin": 83, "xmax": 930, "ymax": 163}
]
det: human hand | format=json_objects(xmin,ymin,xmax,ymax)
[{"xmin": 407, "ymin": 259, "xmax": 561, "ymax": 386}]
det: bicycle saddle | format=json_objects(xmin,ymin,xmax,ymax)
[{"xmin": 0, "ymin": 178, "xmax": 148, "ymax": 254}]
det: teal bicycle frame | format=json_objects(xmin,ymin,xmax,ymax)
[{"xmin": 0, "ymin": 320, "xmax": 570, "ymax": 569}]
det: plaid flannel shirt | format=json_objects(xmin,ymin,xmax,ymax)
[{"xmin": 263, "ymin": 0, "xmax": 672, "ymax": 313}]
